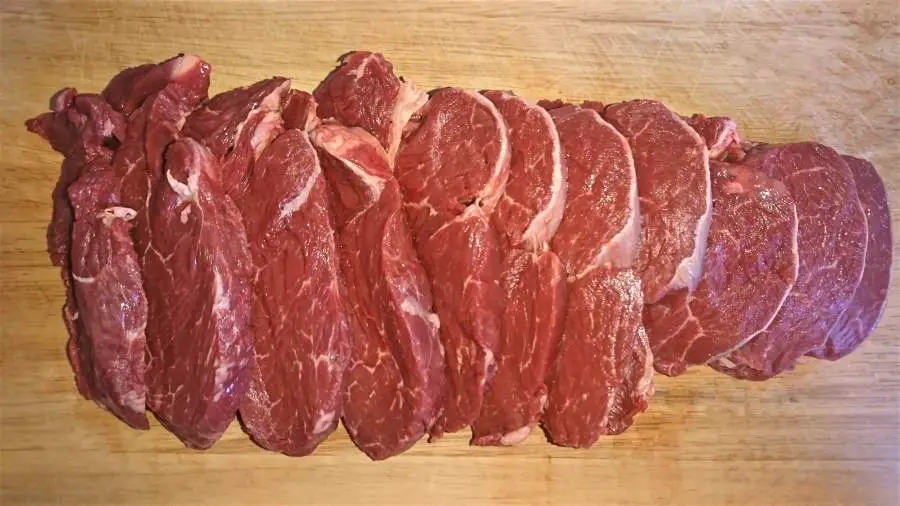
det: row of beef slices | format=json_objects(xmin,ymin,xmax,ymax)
[{"xmin": 26, "ymin": 51, "xmax": 892, "ymax": 460}]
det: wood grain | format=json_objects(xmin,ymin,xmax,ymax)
[{"xmin": 1, "ymin": 1, "xmax": 898, "ymax": 505}]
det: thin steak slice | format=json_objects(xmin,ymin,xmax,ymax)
[
  {"xmin": 312, "ymin": 123, "xmax": 443, "ymax": 460},
  {"xmin": 183, "ymin": 78, "xmax": 291, "ymax": 196},
  {"xmin": 314, "ymin": 51, "xmax": 427, "ymax": 159},
  {"xmin": 810, "ymin": 155, "xmax": 892, "ymax": 360},
  {"xmin": 712, "ymin": 143, "xmax": 867, "ymax": 380},
  {"xmin": 238, "ymin": 122, "xmax": 351, "ymax": 456},
  {"xmin": 603, "ymin": 100, "xmax": 712, "ymax": 304},
  {"xmin": 471, "ymin": 91, "xmax": 568, "ymax": 446},
  {"xmin": 26, "ymin": 89, "xmax": 126, "ymax": 405},
  {"xmin": 540, "ymin": 102, "xmax": 652, "ymax": 448},
  {"xmin": 396, "ymin": 87, "xmax": 510, "ymax": 437},
  {"xmin": 644, "ymin": 161, "xmax": 799, "ymax": 376},
  {"xmin": 143, "ymin": 139, "xmax": 254, "ymax": 448}
]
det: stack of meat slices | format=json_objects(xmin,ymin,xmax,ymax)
[{"xmin": 26, "ymin": 51, "xmax": 892, "ymax": 460}]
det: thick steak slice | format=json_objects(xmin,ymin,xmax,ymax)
[
  {"xmin": 315, "ymin": 51, "xmax": 427, "ymax": 159},
  {"xmin": 471, "ymin": 91, "xmax": 568, "ymax": 446},
  {"xmin": 144, "ymin": 139, "xmax": 254, "ymax": 448},
  {"xmin": 810, "ymin": 155, "xmax": 892, "ymax": 360},
  {"xmin": 644, "ymin": 161, "xmax": 799, "ymax": 376},
  {"xmin": 712, "ymin": 143, "xmax": 867, "ymax": 380},
  {"xmin": 26, "ymin": 90, "xmax": 126, "ymax": 404},
  {"xmin": 541, "ymin": 102, "xmax": 652, "ymax": 448},
  {"xmin": 312, "ymin": 124, "xmax": 443, "ymax": 460},
  {"xmin": 603, "ymin": 100, "xmax": 712, "ymax": 304},
  {"xmin": 183, "ymin": 78, "xmax": 291, "ymax": 196},
  {"xmin": 396, "ymin": 87, "xmax": 510, "ymax": 437},
  {"xmin": 69, "ymin": 204, "xmax": 149, "ymax": 429},
  {"xmin": 238, "ymin": 126, "xmax": 351, "ymax": 456}
]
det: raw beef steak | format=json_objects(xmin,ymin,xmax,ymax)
[
  {"xmin": 644, "ymin": 161, "xmax": 799, "ymax": 376},
  {"xmin": 686, "ymin": 114, "xmax": 743, "ymax": 161},
  {"xmin": 540, "ymin": 102, "xmax": 652, "ymax": 448},
  {"xmin": 810, "ymin": 155, "xmax": 892, "ymax": 360},
  {"xmin": 26, "ymin": 89, "xmax": 126, "ymax": 268},
  {"xmin": 283, "ymin": 89, "xmax": 320, "ymax": 131},
  {"xmin": 26, "ymin": 89, "xmax": 127, "ymax": 406},
  {"xmin": 69, "ymin": 203, "xmax": 149, "ymax": 429},
  {"xmin": 103, "ymin": 54, "xmax": 211, "ymax": 115},
  {"xmin": 111, "ymin": 56, "xmax": 211, "ymax": 254},
  {"xmin": 238, "ymin": 123, "xmax": 351, "ymax": 456},
  {"xmin": 315, "ymin": 51, "xmax": 427, "ymax": 159},
  {"xmin": 183, "ymin": 78, "xmax": 291, "ymax": 196},
  {"xmin": 395, "ymin": 88, "xmax": 510, "ymax": 437},
  {"xmin": 143, "ymin": 138, "xmax": 255, "ymax": 448},
  {"xmin": 312, "ymin": 123, "xmax": 443, "ymax": 460},
  {"xmin": 471, "ymin": 91, "xmax": 568, "ymax": 446},
  {"xmin": 604, "ymin": 100, "xmax": 712, "ymax": 304},
  {"xmin": 712, "ymin": 143, "xmax": 867, "ymax": 380}
]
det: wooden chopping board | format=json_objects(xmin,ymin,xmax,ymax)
[{"xmin": 1, "ymin": 1, "xmax": 898, "ymax": 504}]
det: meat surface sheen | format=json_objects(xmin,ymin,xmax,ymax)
[
  {"xmin": 604, "ymin": 100, "xmax": 712, "ymax": 304},
  {"xmin": 471, "ymin": 91, "xmax": 568, "ymax": 446},
  {"xmin": 644, "ymin": 161, "xmax": 799, "ymax": 376},
  {"xmin": 238, "ymin": 127, "xmax": 351, "ymax": 456},
  {"xmin": 144, "ymin": 139, "xmax": 254, "ymax": 449},
  {"xmin": 540, "ymin": 102, "xmax": 652, "ymax": 448},
  {"xmin": 712, "ymin": 143, "xmax": 867, "ymax": 380},
  {"xmin": 396, "ymin": 87, "xmax": 510, "ymax": 437},
  {"xmin": 312, "ymin": 123, "xmax": 443, "ymax": 460},
  {"xmin": 810, "ymin": 155, "xmax": 892, "ymax": 360}
]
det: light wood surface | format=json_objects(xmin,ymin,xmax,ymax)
[{"xmin": 1, "ymin": 1, "xmax": 898, "ymax": 505}]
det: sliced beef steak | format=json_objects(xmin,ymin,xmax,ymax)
[
  {"xmin": 312, "ymin": 124, "xmax": 443, "ymax": 460},
  {"xmin": 66, "ymin": 151, "xmax": 148, "ymax": 429},
  {"xmin": 810, "ymin": 155, "xmax": 892, "ymax": 360},
  {"xmin": 238, "ymin": 124, "xmax": 351, "ymax": 456},
  {"xmin": 604, "ymin": 100, "xmax": 712, "ymax": 304},
  {"xmin": 69, "ymin": 203, "xmax": 149, "ymax": 429},
  {"xmin": 315, "ymin": 51, "xmax": 427, "ymax": 159},
  {"xmin": 712, "ymin": 143, "xmax": 867, "ymax": 380},
  {"xmin": 471, "ymin": 91, "xmax": 568, "ymax": 446},
  {"xmin": 143, "ymin": 139, "xmax": 254, "ymax": 448},
  {"xmin": 111, "ymin": 56, "xmax": 211, "ymax": 254},
  {"xmin": 102, "ymin": 54, "xmax": 211, "ymax": 115},
  {"xmin": 540, "ymin": 102, "xmax": 652, "ymax": 448},
  {"xmin": 396, "ymin": 87, "xmax": 510, "ymax": 437},
  {"xmin": 26, "ymin": 89, "xmax": 126, "ymax": 268},
  {"xmin": 283, "ymin": 90, "xmax": 320, "ymax": 131},
  {"xmin": 644, "ymin": 161, "xmax": 799, "ymax": 376},
  {"xmin": 26, "ymin": 90, "xmax": 127, "ymax": 407},
  {"xmin": 183, "ymin": 78, "xmax": 290, "ymax": 196},
  {"xmin": 686, "ymin": 114, "xmax": 743, "ymax": 161}
]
